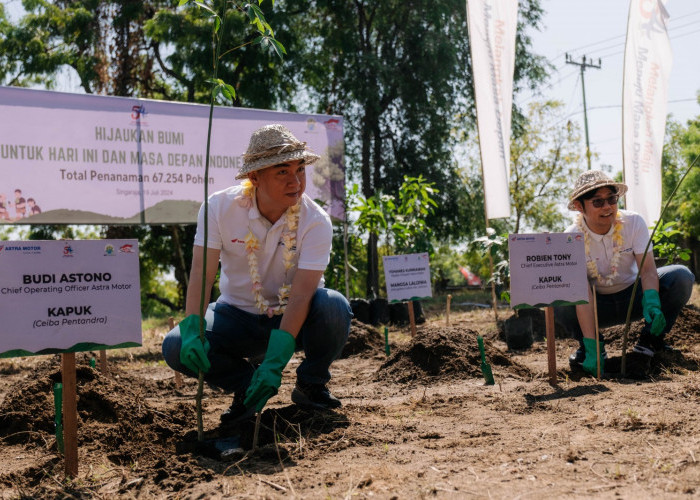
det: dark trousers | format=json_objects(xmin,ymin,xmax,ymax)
[
  {"xmin": 162, "ymin": 288, "xmax": 352, "ymax": 395},
  {"xmin": 554, "ymin": 265, "xmax": 695, "ymax": 348}
]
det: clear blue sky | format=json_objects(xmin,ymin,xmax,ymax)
[{"xmin": 517, "ymin": 0, "xmax": 700, "ymax": 174}]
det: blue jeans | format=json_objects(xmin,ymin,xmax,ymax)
[
  {"xmin": 554, "ymin": 265, "xmax": 695, "ymax": 347},
  {"xmin": 162, "ymin": 288, "xmax": 352, "ymax": 395}
]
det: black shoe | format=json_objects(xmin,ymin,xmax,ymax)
[
  {"xmin": 291, "ymin": 382, "xmax": 341, "ymax": 410},
  {"xmin": 633, "ymin": 334, "xmax": 655, "ymax": 357},
  {"xmin": 220, "ymin": 395, "xmax": 256, "ymax": 425},
  {"xmin": 569, "ymin": 346, "xmax": 607, "ymax": 369},
  {"xmin": 650, "ymin": 335, "xmax": 677, "ymax": 353}
]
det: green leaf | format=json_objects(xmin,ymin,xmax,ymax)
[
  {"xmin": 178, "ymin": 0, "xmax": 190, "ymax": 6},
  {"xmin": 246, "ymin": 4, "xmax": 256, "ymax": 22},
  {"xmin": 194, "ymin": 2, "xmax": 217, "ymax": 17},
  {"xmin": 249, "ymin": 3, "xmax": 265, "ymax": 19},
  {"xmin": 270, "ymin": 38, "xmax": 286, "ymax": 59}
]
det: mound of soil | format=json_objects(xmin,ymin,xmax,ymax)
[
  {"xmin": 501, "ymin": 305, "xmax": 700, "ymax": 377},
  {"xmin": 0, "ymin": 353, "xmax": 357, "ymax": 495},
  {"xmin": 376, "ymin": 325, "xmax": 532, "ymax": 384},
  {"xmin": 339, "ymin": 319, "xmax": 385, "ymax": 358},
  {"xmin": 0, "ymin": 355, "xmax": 214, "ymax": 494},
  {"xmin": 562, "ymin": 305, "xmax": 700, "ymax": 380},
  {"xmin": 602, "ymin": 304, "xmax": 700, "ymax": 350},
  {"xmin": 0, "ymin": 356, "xmax": 193, "ymax": 451}
]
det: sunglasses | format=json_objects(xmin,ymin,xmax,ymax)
[{"xmin": 588, "ymin": 195, "xmax": 619, "ymax": 208}]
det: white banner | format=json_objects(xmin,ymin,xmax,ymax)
[
  {"xmin": 382, "ymin": 253, "xmax": 433, "ymax": 303},
  {"xmin": 0, "ymin": 86, "xmax": 346, "ymax": 224},
  {"xmin": 508, "ymin": 233, "xmax": 588, "ymax": 309},
  {"xmin": 0, "ymin": 240, "xmax": 141, "ymax": 358},
  {"xmin": 622, "ymin": 0, "xmax": 671, "ymax": 224},
  {"xmin": 466, "ymin": 0, "xmax": 518, "ymax": 220}
]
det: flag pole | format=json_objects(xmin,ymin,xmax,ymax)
[{"xmin": 482, "ymin": 203, "xmax": 499, "ymax": 324}]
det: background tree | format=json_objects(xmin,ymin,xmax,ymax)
[
  {"xmin": 0, "ymin": 0, "xmax": 293, "ymax": 312},
  {"xmin": 284, "ymin": 0, "xmax": 548, "ymax": 296},
  {"xmin": 144, "ymin": 0, "xmax": 299, "ymax": 106},
  {"xmin": 0, "ymin": 0, "xmax": 162, "ymax": 95},
  {"xmin": 509, "ymin": 100, "xmax": 584, "ymax": 233},
  {"xmin": 0, "ymin": 0, "xmax": 553, "ymax": 302},
  {"xmin": 666, "ymin": 109, "xmax": 700, "ymax": 275}
]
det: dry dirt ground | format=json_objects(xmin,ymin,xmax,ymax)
[{"xmin": 1, "ymin": 285, "xmax": 700, "ymax": 499}]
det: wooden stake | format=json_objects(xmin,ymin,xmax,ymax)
[
  {"xmin": 168, "ymin": 317, "xmax": 183, "ymax": 389},
  {"xmin": 406, "ymin": 301, "xmax": 417, "ymax": 337},
  {"xmin": 99, "ymin": 350, "xmax": 108, "ymax": 374},
  {"xmin": 61, "ymin": 353, "xmax": 78, "ymax": 478},
  {"xmin": 446, "ymin": 294, "xmax": 452, "ymax": 326},
  {"xmin": 591, "ymin": 283, "xmax": 601, "ymax": 380},
  {"xmin": 545, "ymin": 307, "xmax": 557, "ymax": 386}
]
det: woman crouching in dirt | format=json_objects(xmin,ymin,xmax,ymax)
[
  {"xmin": 162, "ymin": 124, "xmax": 352, "ymax": 424},
  {"xmin": 554, "ymin": 170, "xmax": 694, "ymax": 376}
]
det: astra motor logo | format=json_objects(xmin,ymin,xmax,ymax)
[
  {"xmin": 63, "ymin": 244, "xmax": 74, "ymax": 257},
  {"xmin": 1, "ymin": 243, "xmax": 41, "ymax": 254},
  {"xmin": 119, "ymin": 244, "xmax": 135, "ymax": 253}
]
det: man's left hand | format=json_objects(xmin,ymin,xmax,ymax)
[
  {"xmin": 244, "ymin": 329, "xmax": 296, "ymax": 412},
  {"xmin": 642, "ymin": 289, "xmax": 666, "ymax": 336}
]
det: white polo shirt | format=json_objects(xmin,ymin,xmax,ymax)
[
  {"xmin": 566, "ymin": 210, "xmax": 652, "ymax": 295},
  {"xmin": 194, "ymin": 185, "xmax": 332, "ymax": 313}
]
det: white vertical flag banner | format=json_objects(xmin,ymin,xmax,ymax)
[
  {"xmin": 622, "ymin": 0, "xmax": 672, "ymax": 224},
  {"xmin": 466, "ymin": 0, "xmax": 518, "ymax": 220}
]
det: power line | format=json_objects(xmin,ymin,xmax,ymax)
[
  {"xmin": 592, "ymin": 26, "xmax": 700, "ymax": 60},
  {"xmin": 558, "ymin": 10, "xmax": 700, "ymax": 58},
  {"xmin": 581, "ymin": 21, "xmax": 700, "ymax": 59},
  {"xmin": 546, "ymin": 15, "xmax": 700, "ymax": 66}
]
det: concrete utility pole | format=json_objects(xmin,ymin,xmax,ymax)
[{"xmin": 565, "ymin": 54, "xmax": 601, "ymax": 170}]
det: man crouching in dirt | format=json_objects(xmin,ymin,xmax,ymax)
[
  {"xmin": 555, "ymin": 171, "xmax": 695, "ymax": 376},
  {"xmin": 162, "ymin": 124, "xmax": 352, "ymax": 424}
]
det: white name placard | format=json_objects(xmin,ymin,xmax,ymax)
[
  {"xmin": 508, "ymin": 233, "xmax": 588, "ymax": 309},
  {"xmin": 0, "ymin": 239, "xmax": 141, "ymax": 357},
  {"xmin": 383, "ymin": 253, "xmax": 433, "ymax": 303}
]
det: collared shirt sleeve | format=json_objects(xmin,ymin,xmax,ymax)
[
  {"xmin": 296, "ymin": 202, "xmax": 332, "ymax": 271},
  {"xmin": 193, "ymin": 193, "xmax": 224, "ymax": 250},
  {"xmin": 628, "ymin": 212, "xmax": 652, "ymax": 256}
]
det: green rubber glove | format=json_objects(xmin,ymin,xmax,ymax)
[
  {"xmin": 582, "ymin": 338, "xmax": 605, "ymax": 376},
  {"xmin": 179, "ymin": 314, "xmax": 211, "ymax": 374},
  {"xmin": 244, "ymin": 329, "xmax": 296, "ymax": 412},
  {"xmin": 642, "ymin": 289, "xmax": 666, "ymax": 336}
]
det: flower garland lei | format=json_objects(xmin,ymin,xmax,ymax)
[
  {"xmin": 236, "ymin": 179, "xmax": 300, "ymax": 317},
  {"xmin": 576, "ymin": 212, "xmax": 624, "ymax": 286}
]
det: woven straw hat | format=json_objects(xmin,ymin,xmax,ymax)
[
  {"xmin": 235, "ymin": 124, "xmax": 320, "ymax": 180},
  {"xmin": 567, "ymin": 170, "xmax": 628, "ymax": 210}
]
